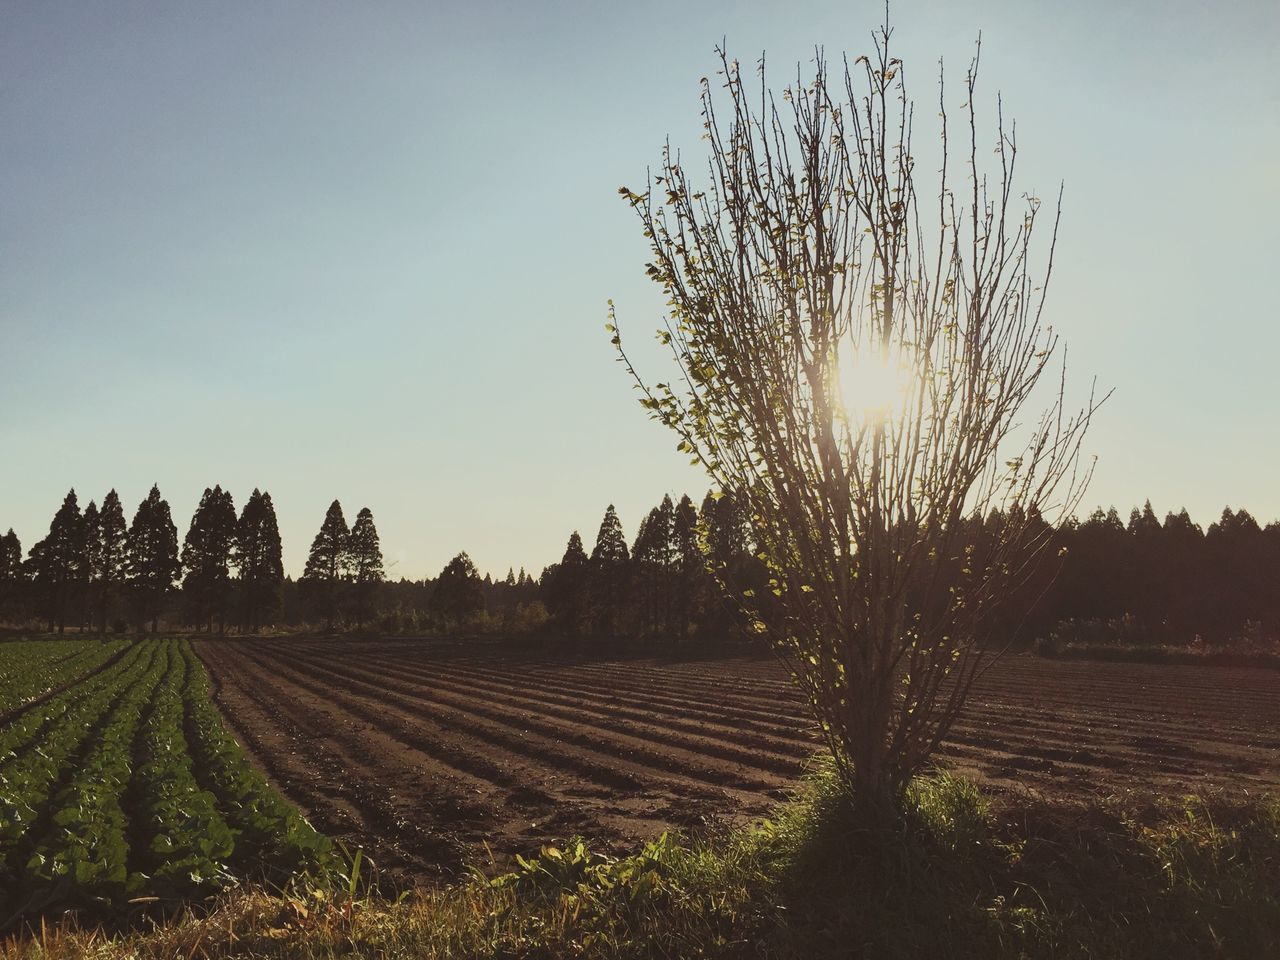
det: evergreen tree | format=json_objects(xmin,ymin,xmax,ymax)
[
  {"xmin": 630, "ymin": 509, "xmax": 662, "ymax": 635},
  {"xmin": 631, "ymin": 498, "xmax": 676, "ymax": 636},
  {"xmin": 302, "ymin": 499, "xmax": 351, "ymax": 631},
  {"xmin": 26, "ymin": 489, "xmax": 86, "ymax": 633},
  {"xmin": 697, "ymin": 489, "xmax": 765, "ymax": 636},
  {"xmin": 126, "ymin": 485, "xmax": 181, "ymax": 633},
  {"xmin": 234, "ymin": 489, "xmax": 284, "ymax": 631},
  {"xmin": 82, "ymin": 500, "xmax": 102, "ymax": 630},
  {"xmin": 430, "ymin": 551, "xmax": 484, "ymax": 624},
  {"xmin": 0, "ymin": 529, "xmax": 23, "ymax": 616},
  {"xmin": 348, "ymin": 507, "xmax": 385, "ymax": 629},
  {"xmin": 1161, "ymin": 507, "xmax": 1205, "ymax": 640},
  {"xmin": 546, "ymin": 532, "xmax": 589, "ymax": 634},
  {"xmin": 93, "ymin": 490, "xmax": 128, "ymax": 633},
  {"xmin": 1205, "ymin": 507, "xmax": 1267, "ymax": 640},
  {"xmin": 181, "ymin": 486, "xmax": 237, "ymax": 633},
  {"xmin": 671, "ymin": 493, "xmax": 702, "ymax": 638},
  {"xmin": 589, "ymin": 504, "xmax": 630, "ymax": 637}
]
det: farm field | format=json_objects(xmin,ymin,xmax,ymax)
[
  {"xmin": 0, "ymin": 638, "xmax": 330, "ymax": 924},
  {"xmin": 0, "ymin": 638, "xmax": 128, "ymax": 715},
  {"xmin": 196, "ymin": 636, "xmax": 1280, "ymax": 886}
]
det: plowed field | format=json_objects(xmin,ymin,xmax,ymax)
[{"xmin": 196, "ymin": 637, "xmax": 1280, "ymax": 885}]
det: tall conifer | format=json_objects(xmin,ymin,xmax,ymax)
[
  {"xmin": 546, "ymin": 532, "xmax": 589, "ymax": 633},
  {"xmin": 590, "ymin": 505, "xmax": 630, "ymax": 637},
  {"xmin": 0, "ymin": 529, "xmax": 22, "ymax": 618},
  {"xmin": 348, "ymin": 507, "xmax": 385, "ymax": 629},
  {"xmin": 234, "ymin": 489, "xmax": 284, "ymax": 631},
  {"xmin": 182, "ymin": 486, "xmax": 237, "ymax": 633},
  {"xmin": 126, "ymin": 485, "xmax": 181, "ymax": 632},
  {"xmin": 95, "ymin": 490, "xmax": 128, "ymax": 633},
  {"xmin": 26, "ymin": 490, "xmax": 85, "ymax": 633},
  {"xmin": 302, "ymin": 499, "xmax": 351, "ymax": 631},
  {"xmin": 671, "ymin": 493, "xmax": 701, "ymax": 637},
  {"xmin": 82, "ymin": 500, "xmax": 102, "ymax": 630}
]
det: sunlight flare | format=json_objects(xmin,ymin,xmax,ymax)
[{"xmin": 834, "ymin": 344, "xmax": 917, "ymax": 426}]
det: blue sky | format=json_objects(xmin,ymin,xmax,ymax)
[{"xmin": 2, "ymin": 1, "xmax": 1278, "ymax": 579}]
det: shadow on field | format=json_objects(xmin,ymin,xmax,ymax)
[{"xmin": 752, "ymin": 770, "xmax": 1280, "ymax": 958}]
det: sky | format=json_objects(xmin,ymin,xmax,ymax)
[{"xmin": 2, "ymin": 0, "xmax": 1278, "ymax": 579}]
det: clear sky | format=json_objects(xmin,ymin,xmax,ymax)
[{"xmin": 2, "ymin": 0, "xmax": 1278, "ymax": 579}]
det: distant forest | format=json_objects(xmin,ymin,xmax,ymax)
[{"xmin": 1, "ymin": 487, "xmax": 1278, "ymax": 648}]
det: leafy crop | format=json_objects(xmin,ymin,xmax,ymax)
[
  {"xmin": 0, "ymin": 639, "xmax": 333, "ymax": 925},
  {"xmin": 0, "ymin": 639, "xmax": 128, "ymax": 714}
]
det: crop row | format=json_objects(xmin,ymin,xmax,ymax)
[
  {"xmin": 0, "ymin": 638, "xmax": 333, "ymax": 923},
  {"xmin": 0, "ymin": 638, "xmax": 129, "ymax": 714}
]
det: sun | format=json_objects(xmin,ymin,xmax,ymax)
[{"xmin": 835, "ymin": 346, "xmax": 915, "ymax": 425}]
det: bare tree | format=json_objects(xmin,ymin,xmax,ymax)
[{"xmin": 612, "ymin": 20, "xmax": 1104, "ymax": 818}]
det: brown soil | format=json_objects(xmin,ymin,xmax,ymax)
[{"xmin": 195, "ymin": 637, "xmax": 1280, "ymax": 887}]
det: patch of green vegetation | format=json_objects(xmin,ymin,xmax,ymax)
[
  {"xmin": 5, "ymin": 761, "xmax": 1277, "ymax": 958},
  {"xmin": 0, "ymin": 638, "xmax": 129, "ymax": 714},
  {"xmin": 0, "ymin": 639, "xmax": 333, "ymax": 926}
]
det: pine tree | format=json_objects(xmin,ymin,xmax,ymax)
[
  {"xmin": 182, "ymin": 486, "xmax": 237, "ymax": 633},
  {"xmin": 302, "ymin": 499, "xmax": 351, "ymax": 631},
  {"xmin": 26, "ymin": 490, "xmax": 86, "ymax": 633},
  {"xmin": 630, "ymin": 511, "xmax": 657, "ymax": 633},
  {"xmin": 430, "ymin": 552, "xmax": 484, "ymax": 624},
  {"xmin": 234, "ymin": 489, "xmax": 284, "ymax": 632},
  {"xmin": 590, "ymin": 505, "xmax": 630, "ymax": 637},
  {"xmin": 546, "ymin": 532, "xmax": 589, "ymax": 634},
  {"xmin": 82, "ymin": 500, "xmax": 102, "ymax": 630},
  {"xmin": 0, "ymin": 530, "xmax": 20, "ymax": 577},
  {"xmin": 631, "ymin": 500, "xmax": 675, "ymax": 636},
  {"xmin": 671, "ymin": 493, "xmax": 701, "ymax": 638},
  {"xmin": 348, "ymin": 507, "xmax": 385, "ymax": 629},
  {"xmin": 0, "ymin": 529, "xmax": 23, "ymax": 610},
  {"xmin": 126, "ymin": 485, "xmax": 181, "ymax": 633},
  {"xmin": 93, "ymin": 490, "xmax": 128, "ymax": 633}
]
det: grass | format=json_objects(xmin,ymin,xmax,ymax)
[{"xmin": 2, "ymin": 762, "xmax": 1277, "ymax": 958}]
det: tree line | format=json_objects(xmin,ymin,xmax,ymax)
[
  {"xmin": 2, "ymin": 489, "xmax": 1278, "ymax": 645},
  {"xmin": 0, "ymin": 486, "xmax": 384, "ymax": 634}
]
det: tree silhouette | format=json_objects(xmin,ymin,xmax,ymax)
[
  {"xmin": 26, "ymin": 490, "xmax": 86, "ymax": 633},
  {"xmin": 126, "ymin": 485, "xmax": 181, "ymax": 633},
  {"xmin": 0, "ymin": 530, "xmax": 20, "ymax": 575},
  {"xmin": 82, "ymin": 500, "xmax": 101, "ymax": 630},
  {"xmin": 348, "ymin": 507, "xmax": 385, "ymax": 629},
  {"xmin": 612, "ymin": 21, "xmax": 1100, "ymax": 816},
  {"xmin": 430, "ymin": 552, "xmax": 484, "ymax": 624},
  {"xmin": 234, "ymin": 489, "xmax": 284, "ymax": 632},
  {"xmin": 0, "ymin": 529, "xmax": 22, "ymax": 615},
  {"xmin": 90, "ymin": 490, "xmax": 128, "ymax": 633},
  {"xmin": 1205, "ymin": 508, "xmax": 1267, "ymax": 641},
  {"xmin": 630, "ymin": 504, "xmax": 670, "ymax": 636},
  {"xmin": 589, "ymin": 505, "xmax": 630, "ymax": 637},
  {"xmin": 546, "ymin": 532, "xmax": 589, "ymax": 634},
  {"xmin": 182, "ymin": 486, "xmax": 237, "ymax": 633},
  {"xmin": 670, "ymin": 494, "xmax": 701, "ymax": 638},
  {"xmin": 302, "ymin": 499, "xmax": 351, "ymax": 631}
]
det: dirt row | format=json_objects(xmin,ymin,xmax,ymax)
[{"xmin": 195, "ymin": 637, "xmax": 1280, "ymax": 886}]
